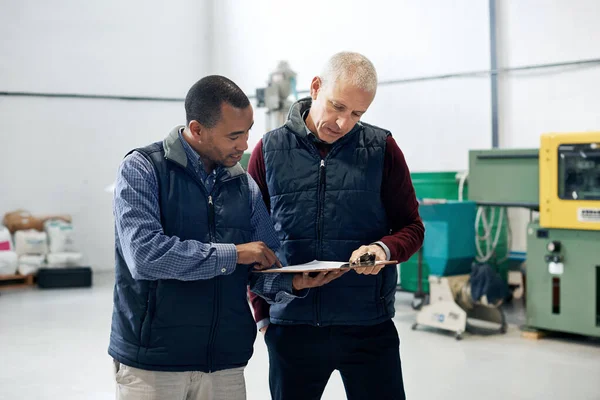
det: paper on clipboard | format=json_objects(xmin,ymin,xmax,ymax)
[{"xmin": 257, "ymin": 259, "xmax": 398, "ymax": 273}]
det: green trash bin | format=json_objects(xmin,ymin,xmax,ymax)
[
  {"xmin": 411, "ymin": 172, "xmax": 468, "ymax": 200},
  {"xmin": 400, "ymin": 256, "xmax": 430, "ymax": 293},
  {"xmin": 400, "ymin": 172, "xmax": 468, "ymax": 293},
  {"xmin": 240, "ymin": 153, "xmax": 251, "ymax": 170}
]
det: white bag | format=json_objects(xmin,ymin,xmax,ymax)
[
  {"xmin": 15, "ymin": 230, "xmax": 48, "ymax": 256},
  {"xmin": 0, "ymin": 226, "xmax": 13, "ymax": 251},
  {"xmin": 18, "ymin": 255, "xmax": 45, "ymax": 275},
  {"xmin": 46, "ymin": 252, "xmax": 83, "ymax": 268},
  {"xmin": 45, "ymin": 219, "xmax": 77, "ymax": 253},
  {"xmin": 0, "ymin": 251, "xmax": 18, "ymax": 275}
]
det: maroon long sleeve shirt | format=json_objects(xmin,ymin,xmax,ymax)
[{"xmin": 248, "ymin": 135, "xmax": 425, "ymax": 325}]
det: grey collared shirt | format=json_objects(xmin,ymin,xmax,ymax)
[{"xmin": 178, "ymin": 128, "xmax": 219, "ymax": 192}]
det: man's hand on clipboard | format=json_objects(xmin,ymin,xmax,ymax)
[
  {"xmin": 349, "ymin": 245, "xmax": 387, "ymax": 275},
  {"xmin": 236, "ymin": 241, "xmax": 283, "ymax": 270},
  {"xmin": 292, "ymin": 269, "xmax": 349, "ymax": 291}
]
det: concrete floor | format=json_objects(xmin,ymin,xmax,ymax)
[{"xmin": 1, "ymin": 272, "xmax": 599, "ymax": 400}]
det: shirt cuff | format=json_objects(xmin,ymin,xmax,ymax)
[
  {"xmin": 257, "ymin": 318, "xmax": 270, "ymax": 330},
  {"xmin": 214, "ymin": 243, "xmax": 238, "ymax": 275},
  {"xmin": 276, "ymin": 274, "xmax": 309, "ymax": 301},
  {"xmin": 372, "ymin": 241, "xmax": 391, "ymax": 261}
]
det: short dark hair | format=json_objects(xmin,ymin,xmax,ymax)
[{"xmin": 185, "ymin": 75, "xmax": 250, "ymax": 128}]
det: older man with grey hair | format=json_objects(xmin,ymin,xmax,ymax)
[{"xmin": 247, "ymin": 52, "xmax": 424, "ymax": 399}]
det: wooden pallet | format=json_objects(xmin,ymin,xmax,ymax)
[
  {"xmin": 0, "ymin": 273, "xmax": 36, "ymax": 289},
  {"xmin": 519, "ymin": 325, "xmax": 591, "ymax": 341},
  {"xmin": 520, "ymin": 327, "xmax": 548, "ymax": 340}
]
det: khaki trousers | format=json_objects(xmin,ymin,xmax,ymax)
[{"xmin": 114, "ymin": 360, "xmax": 246, "ymax": 400}]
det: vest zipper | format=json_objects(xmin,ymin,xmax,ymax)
[
  {"xmin": 207, "ymin": 193, "xmax": 219, "ymax": 371},
  {"xmin": 316, "ymin": 159, "xmax": 326, "ymax": 257},
  {"xmin": 208, "ymin": 195, "xmax": 216, "ymax": 242},
  {"xmin": 315, "ymin": 159, "xmax": 326, "ymax": 327}
]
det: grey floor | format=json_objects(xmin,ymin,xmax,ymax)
[{"xmin": 1, "ymin": 272, "xmax": 599, "ymax": 400}]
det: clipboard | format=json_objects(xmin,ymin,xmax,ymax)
[{"xmin": 256, "ymin": 259, "xmax": 398, "ymax": 273}]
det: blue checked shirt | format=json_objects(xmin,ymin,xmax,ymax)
[{"xmin": 113, "ymin": 129, "xmax": 302, "ymax": 306}]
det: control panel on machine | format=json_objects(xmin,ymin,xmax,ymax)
[
  {"xmin": 558, "ymin": 143, "xmax": 600, "ymax": 201},
  {"xmin": 540, "ymin": 133, "xmax": 600, "ymax": 230},
  {"xmin": 544, "ymin": 240, "xmax": 564, "ymax": 275}
]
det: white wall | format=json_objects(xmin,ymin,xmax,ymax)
[
  {"xmin": 0, "ymin": 97, "xmax": 184, "ymax": 271},
  {"xmin": 0, "ymin": 0, "xmax": 212, "ymax": 270},
  {"xmin": 211, "ymin": 0, "xmax": 492, "ymax": 172},
  {"xmin": 3, "ymin": 0, "xmax": 600, "ymax": 268},
  {"xmin": 0, "ymin": 0, "xmax": 210, "ymax": 97},
  {"xmin": 497, "ymin": 0, "xmax": 600, "ymax": 149},
  {"xmin": 496, "ymin": 0, "xmax": 600, "ymax": 251},
  {"xmin": 210, "ymin": 0, "xmax": 600, "ymax": 253}
]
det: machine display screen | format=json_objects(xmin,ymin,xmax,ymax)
[{"xmin": 558, "ymin": 143, "xmax": 600, "ymax": 200}]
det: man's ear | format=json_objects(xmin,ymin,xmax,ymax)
[
  {"xmin": 310, "ymin": 76, "xmax": 322, "ymax": 100},
  {"xmin": 188, "ymin": 120, "xmax": 204, "ymax": 141}
]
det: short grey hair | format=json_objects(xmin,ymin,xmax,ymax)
[{"xmin": 319, "ymin": 52, "xmax": 378, "ymax": 93}]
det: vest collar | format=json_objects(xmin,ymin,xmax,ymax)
[
  {"xmin": 163, "ymin": 125, "xmax": 245, "ymax": 181},
  {"xmin": 285, "ymin": 97, "xmax": 363, "ymax": 141}
]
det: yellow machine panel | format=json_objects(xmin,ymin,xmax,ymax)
[{"xmin": 540, "ymin": 131, "xmax": 600, "ymax": 230}]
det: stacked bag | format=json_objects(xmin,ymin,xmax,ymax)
[
  {"xmin": 15, "ymin": 229, "xmax": 48, "ymax": 275},
  {"xmin": 44, "ymin": 219, "xmax": 83, "ymax": 268},
  {"xmin": 0, "ymin": 226, "xmax": 18, "ymax": 275},
  {"xmin": 1, "ymin": 210, "xmax": 82, "ymax": 277}
]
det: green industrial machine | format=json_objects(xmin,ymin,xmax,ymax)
[
  {"xmin": 400, "ymin": 172, "xmax": 466, "ymax": 294},
  {"xmin": 468, "ymin": 149, "xmax": 539, "ymax": 207},
  {"xmin": 417, "ymin": 201, "xmax": 477, "ymax": 278},
  {"xmin": 404, "ymin": 200, "xmax": 479, "ymax": 310},
  {"xmin": 526, "ymin": 222, "xmax": 600, "ymax": 336},
  {"xmin": 469, "ymin": 132, "xmax": 600, "ymax": 338},
  {"xmin": 400, "ymin": 171, "xmax": 510, "ymax": 297}
]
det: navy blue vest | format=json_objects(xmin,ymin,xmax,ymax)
[
  {"xmin": 263, "ymin": 99, "xmax": 398, "ymax": 326},
  {"xmin": 109, "ymin": 127, "xmax": 255, "ymax": 372}
]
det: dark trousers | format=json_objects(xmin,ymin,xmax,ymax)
[{"xmin": 265, "ymin": 319, "xmax": 406, "ymax": 400}]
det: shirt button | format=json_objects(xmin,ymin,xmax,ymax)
[{"xmin": 221, "ymin": 268, "xmax": 227, "ymax": 273}]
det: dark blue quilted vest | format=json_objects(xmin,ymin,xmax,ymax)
[
  {"xmin": 109, "ymin": 127, "xmax": 255, "ymax": 372},
  {"xmin": 263, "ymin": 98, "xmax": 398, "ymax": 326}
]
